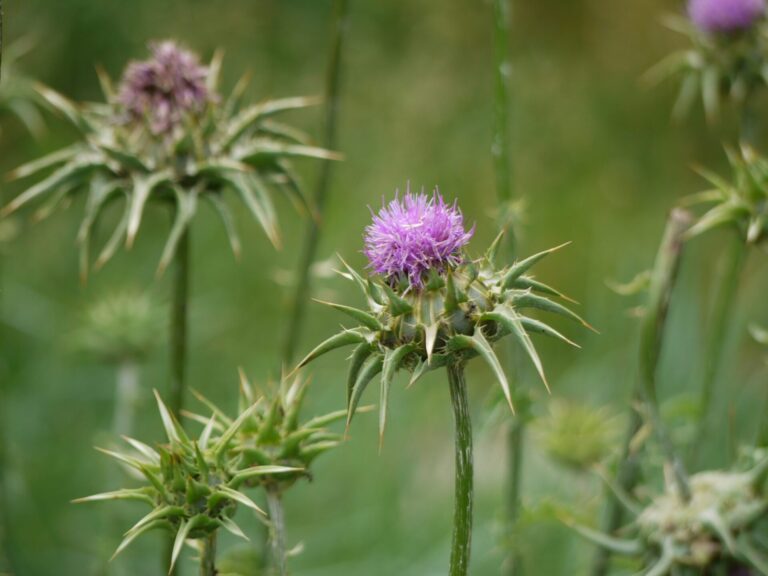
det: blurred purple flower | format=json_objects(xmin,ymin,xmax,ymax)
[
  {"xmin": 118, "ymin": 41, "xmax": 210, "ymax": 134},
  {"xmin": 364, "ymin": 188, "xmax": 474, "ymax": 289},
  {"xmin": 688, "ymin": 0, "xmax": 765, "ymax": 32}
]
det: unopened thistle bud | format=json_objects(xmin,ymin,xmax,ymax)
[{"xmin": 295, "ymin": 188, "xmax": 592, "ymax": 443}]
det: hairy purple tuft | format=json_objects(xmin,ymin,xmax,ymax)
[
  {"xmin": 364, "ymin": 188, "xmax": 474, "ymax": 289},
  {"xmin": 118, "ymin": 41, "xmax": 210, "ymax": 134},
  {"xmin": 689, "ymin": 0, "xmax": 765, "ymax": 32}
]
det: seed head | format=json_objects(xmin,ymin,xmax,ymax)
[
  {"xmin": 364, "ymin": 188, "xmax": 474, "ymax": 289},
  {"xmin": 688, "ymin": 0, "xmax": 766, "ymax": 32},
  {"xmin": 118, "ymin": 40, "xmax": 210, "ymax": 134}
]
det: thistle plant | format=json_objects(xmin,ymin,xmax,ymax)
[
  {"xmin": 187, "ymin": 371, "xmax": 353, "ymax": 575},
  {"xmin": 294, "ymin": 189, "xmax": 589, "ymax": 576},
  {"xmin": 571, "ymin": 454, "xmax": 768, "ymax": 575},
  {"xmin": 2, "ymin": 40, "xmax": 335, "ymax": 277},
  {"xmin": 0, "ymin": 37, "xmax": 45, "ymax": 139},
  {"xmin": 648, "ymin": 0, "xmax": 768, "ymax": 122},
  {"xmin": 75, "ymin": 390, "xmax": 299, "ymax": 575},
  {"xmin": 72, "ymin": 291, "xmax": 163, "ymax": 436}
]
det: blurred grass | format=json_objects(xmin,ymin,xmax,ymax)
[{"xmin": 2, "ymin": 0, "xmax": 768, "ymax": 575}]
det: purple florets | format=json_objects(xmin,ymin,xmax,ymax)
[
  {"xmin": 118, "ymin": 41, "xmax": 210, "ymax": 134},
  {"xmin": 364, "ymin": 189, "xmax": 474, "ymax": 289},
  {"xmin": 688, "ymin": 0, "xmax": 765, "ymax": 32}
]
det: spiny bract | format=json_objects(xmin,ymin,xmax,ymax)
[
  {"xmin": 647, "ymin": 8, "xmax": 768, "ymax": 121},
  {"xmin": 74, "ymin": 391, "xmax": 299, "ymax": 572},
  {"xmin": 3, "ymin": 40, "xmax": 339, "ymax": 278},
  {"xmin": 570, "ymin": 454, "xmax": 768, "ymax": 575},
  {"xmin": 684, "ymin": 145, "xmax": 768, "ymax": 244},
  {"xmin": 186, "ymin": 371, "xmax": 353, "ymax": 493},
  {"xmin": 295, "ymin": 190, "xmax": 592, "ymax": 444}
]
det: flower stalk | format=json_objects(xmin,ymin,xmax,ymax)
[
  {"xmin": 281, "ymin": 0, "xmax": 349, "ymax": 367},
  {"xmin": 200, "ymin": 533, "xmax": 217, "ymax": 576},
  {"xmin": 169, "ymin": 228, "xmax": 190, "ymax": 421},
  {"xmin": 266, "ymin": 486, "xmax": 288, "ymax": 576},
  {"xmin": 448, "ymin": 362, "xmax": 473, "ymax": 576}
]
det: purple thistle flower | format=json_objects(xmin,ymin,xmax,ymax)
[
  {"xmin": 364, "ymin": 188, "xmax": 474, "ymax": 289},
  {"xmin": 688, "ymin": 0, "xmax": 766, "ymax": 32},
  {"xmin": 118, "ymin": 40, "xmax": 210, "ymax": 134}
]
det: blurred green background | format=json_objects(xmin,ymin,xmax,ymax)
[{"xmin": 1, "ymin": 0, "xmax": 768, "ymax": 575}]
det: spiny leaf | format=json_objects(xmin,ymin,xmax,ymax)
[
  {"xmin": 72, "ymin": 488, "xmax": 154, "ymax": 505},
  {"xmin": 110, "ymin": 519, "xmax": 170, "ymax": 561},
  {"xmin": 379, "ymin": 344, "xmax": 415, "ymax": 448},
  {"xmin": 239, "ymin": 141, "xmax": 341, "ymax": 164},
  {"xmin": 124, "ymin": 505, "xmax": 183, "ymax": 538},
  {"xmin": 563, "ymin": 518, "xmax": 642, "ymax": 556},
  {"xmin": 314, "ymin": 299, "xmax": 382, "ymax": 331},
  {"xmin": 157, "ymin": 187, "xmax": 197, "ymax": 275},
  {"xmin": 219, "ymin": 516, "xmax": 250, "ymax": 542},
  {"xmin": 126, "ymin": 172, "xmax": 171, "ymax": 247},
  {"xmin": 169, "ymin": 517, "xmax": 196, "ymax": 574},
  {"xmin": 519, "ymin": 317, "xmax": 580, "ymax": 348},
  {"xmin": 215, "ymin": 485, "xmax": 265, "ymax": 515},
  {"xmin": 448, "ymin": 330, "xmax": 513, "ymax": 413},
  {"xmin": 94, "ymin": 447, "xmax": 147, "ymax": 472},
  {"xmin": 153, "ymin": 389, "xmax": 188, "ymax": 444},
  {"xmin": 381, "ymin": 283, "xmax": 412, "ymax": 316},
  {"xmin": 294, "ymin": 329, "xmax": 369, "ymax": 372},
  {"xmin": 511, "ymin": 277, "xmax": 577, "ymax": 303},
  {"xmin": 225, "ymin": 172, "xmax": 281, "ymax": 248},
  {"xmin": 212, "ymin": 400, "xmax": 262, "ymax": 457},
  {"xmin": 513, "ymin": 292, "xmax": 596, "ymax": 332},
  {"xmin": 347, "ymin": 354, "xmax": 384, "ymax": 431},
  {"xmin": 484, "ymin": 229, "xmax": 506, "ymax": 266},
  {"xmin": 34, "ymin": 83, "xmax": 91, "ymax": 132},
  {"xmin": 190, "ymin": 388, "xmax": 234, "ymax": 427},
  {"xmin": 8, "ymin": 146, "xmax": 79, "ymax": 180},
  {"xmin": 121, "ymin": 436, "xmax": 160, "ymax": 463},
  {"xmin": 502, "ymin": 242, "xmax": 571, "ymax": 289},
  {"xmin": 206, "ymin": 193, "xmax": 241, "ymax": 259},
  {"xmin": 230, "ymin": 465, "xmax": 302, "ymax": 488},
  {"xmin": 223, "ymin": 96, "xmax": 321, "ymax": 147},
  {"xmin": 347, "ymin": 343, "xmax": 374, "ymax": 405},
  {"xmin": 684, "ymin": 201, "xmax": 749, "ymax": 240},
  {"xmin": 93, "ymin": 199, "xmax": 130, "ymax": 271}
]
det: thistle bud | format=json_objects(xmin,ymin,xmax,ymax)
[
  {"xmin": 689, "ymin": 0, "xmax": 766, "ymax": 33},
  {"xmin": 295, "ymin": 188, "xmax": 591, "ymax": 444},
  {"xmin": 75, "ymin": 391, "xmax": 299, "ymax": 571}
]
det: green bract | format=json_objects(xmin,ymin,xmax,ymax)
[
  {"xmin": 3, "ymin": 50, "xmax": 339, "ymax": 278},
  {"xmin": 74, "ymin": 390, "xmax": 299, "ymax": 571},
  {"xmin": 295, "ymin": 233, "xmax": 593, "ymax": 444},
  {"xmin": 648, "ymin": 15, "xmax": 768, "ymax": 121},
  {"xmin": 684, "ymin": 146, "xmax": 768, "ymax": 244},
  {"xmin": 570, "ymin": 454, "xmax": 768, "ymax": 574},
  {"xmin": 187, "ymin": 372, "xmax": 353, "ymax": 493}
]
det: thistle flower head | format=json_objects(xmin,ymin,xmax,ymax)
[
  {"xmin": 689, "ymin": 0, "xmax": 766, "ymax": 32},
  {"xmin": 295, "ymin": 202, "xmax": 591, "ymax": 446},
  {"xmin": 364, "ymin": 189, "xmax": 474, "ymax": 289},
  {"xmin": 118, "ymin": 41, "xmax": 210, "ymax": 134},
  {"xmin": 75, "ymin": 391, "xmax": 299, "ymax": 571}
]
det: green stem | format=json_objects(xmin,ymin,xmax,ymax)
[
  {"xmin": 113, "ymin": 359, "xmax": 140, "ymax": 437},
  {"xmin": 692, "ymin": 233, "xmax": 746, "ymax": 463},
  {"xmin": 280, "ymin": 0, "xmax": 349, "ymax": 368},
  {"xmin": 166, "ymin": 228, "xmax": 190, "ymax": 576},
  {"xmin": 266, "ymin": 487, "xmax": 288, "ymax": 576},
  {"xmin": 638, "ymin": 208, "xmax": 692, "ymax": 501},
  {"xmin": 447, "ymin": 363, "xmax": 474, "ymax": 576},
  {"xmin": 200, "ymin": 533, "xmax": 217, "ymax": 576}
]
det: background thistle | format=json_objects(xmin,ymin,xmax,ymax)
[
  {"xmin": 648, "ymin": 0, "xmax": 768, "ymax": 122},
  {"xmin": 2, "ymin": 39, "xmax": 338, "ymax": 277},
  {"xmin": 295, "ymin": 189, "xmax": 590, "ymax": 576},
  {"xmin": 187, "ymin": 371, "xmax": 356, "ymax": 575},
  {"xmin": 75, "ymin": 390, "xmax": 298, "ymax": 575}
]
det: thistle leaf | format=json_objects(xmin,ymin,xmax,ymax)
[
  {"xmin": 258, "ymin": 120, "xmax": 312, "ymax": 145},
  {"xmin": 94, "ymin": 199, "xmax": 130, "ymax": 271},
  {"xmin": 484, "ymin": 230, "xmax": 506, "ymax": 266},
  {"xmin": 94, "ymin": 447, "xmax": 147, "ymax": 472},
  {"xmin": 121, "ymin": 436, "xmax": 160, "ymax": 463},
  {"xmin": 190, "ymin": 388, "xmax": 234, "ymax": 427},
  {"xmin": 157, "ymin": 187, "xmax": 197, "ymax": 275},
  {"xmin": 111, "ymin": 519, "xmax": 170, "ymax": 561},
  {"xmin": 212, "ymin": 401, "xmax": 262, "ymax": 458},
  {"xmin": 379, "ymin": 344, "xmax": 415, "ymax": 447},
  {"xmin": 72, "ymin": 488, "xmax": 154, "ymax": 505},
  {"xmin": 502, "ymin": 242, "xmax": 571, "ymax": 289},
  {"xmin": 35, "ymin": 83, "xmax": 91, "ymax": 132},
  {"xmin": 230, "ymin": 465, "xmax": 302, "ymax": 488},
  {"xmin": 206, "ymin": 193, "xmax": 241, "ymax": 259},
  {"xmin": 381, "ymin": 283, "xmax": 412, "ymax": 316},
  {"xmin": 153, "ymin": 389, "xmax": 188, "ymax": 444},
  {"xmin": 564, "ymin": 518, "xmax": 642, "ymax": 556},
  {"xmin": 519, "ymin": 317, "xmax": 580, "ymax": 348},
  {"xmin": 347, "ymin": 354, "xmax": 384, "ymax": 430},
  {"xmin": 219, "ymin": 516, "xmax": 250, "ymax": 542},
  {"xmin": 126, "ymin": 172, "xmax": 171, "ymax": 247},
  {"xmin": 294, "ymin": 329, "xmax": 369, "ymax": 371},
  {"xmin": 684, "ymin": 201, "xmax": 749, "ymax": 240},
  {"xmin": 511, "ymin": 277, "xmax": 577, "ymax": 303},
  {"xmin": 512, "ymin": 293, "xmax": 596, "ymax": 332},
  {"xmin": 239, "ymin": 141, "xmax": 341, "ymax": 164},
  {"xmin": 215, "ymin": 485, "xmax": 266, "ymax": 515},
  {"xmin": 8, "ymin": 146, "xmax": 79, "ymax": 180},
  {"xmin": 125, "ymin": 505, "xmax": 184, "ymax": 538},
  {"xmin": 449, "ymin": 330, "xmax": 513, "ymax": 412},
  {"xmin": 169, "ymin": 517, "xmax": 196, "ymax": 574},
  {"xmin": 314, "ymin": 299, "xmax": 382, "ymax": 331},
  {"xmin": 224, "ymin": 172, "xmax": 281, "ymax": 248},
  {"xmin": 346, "ymin": 344, "xmax": 374, "ymax": 405},
  {"xmin": 223, "ymin": 96, "xmax": 321, "ymax": 147}
]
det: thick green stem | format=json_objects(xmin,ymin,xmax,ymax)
[
  {"xmin": 266, "ymin": 487, "xmax": 288, "ymax": 576},
  {"xmin": 200, "ymin": 533, "xmax": 217, "ymax": 576},
  {"xmin": 638, "ymin": 208, "xmax": 692, "ymax": 501},
  {"xmin": 281, "ymin": 0, "xmax": 349, "ymax": 368},
  {"xmin": 590, "ymin": 209, "xmax": 692, "ymax": 576},
  {"xmin": 447, "ymin": 363, "xmax": 474, "ymax": 576},
  {"xmin": 692, "ymin": 234, "xmax": 746, "ymax": 462},
  {"xmin": 113, "ymin": 359, "xmax": 140, "ymax": 437},
  {"xmin": 166, "ymin": 228, "xmax": 190, "ymax": 576}
]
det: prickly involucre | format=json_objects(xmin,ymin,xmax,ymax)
[
  {"xmin": 3, "ymin": 40, "xmax": 338, "ymax": 277},
  {"xmin": 296, "ymin": 190, "xmax": 591, "ymax": 444}
]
